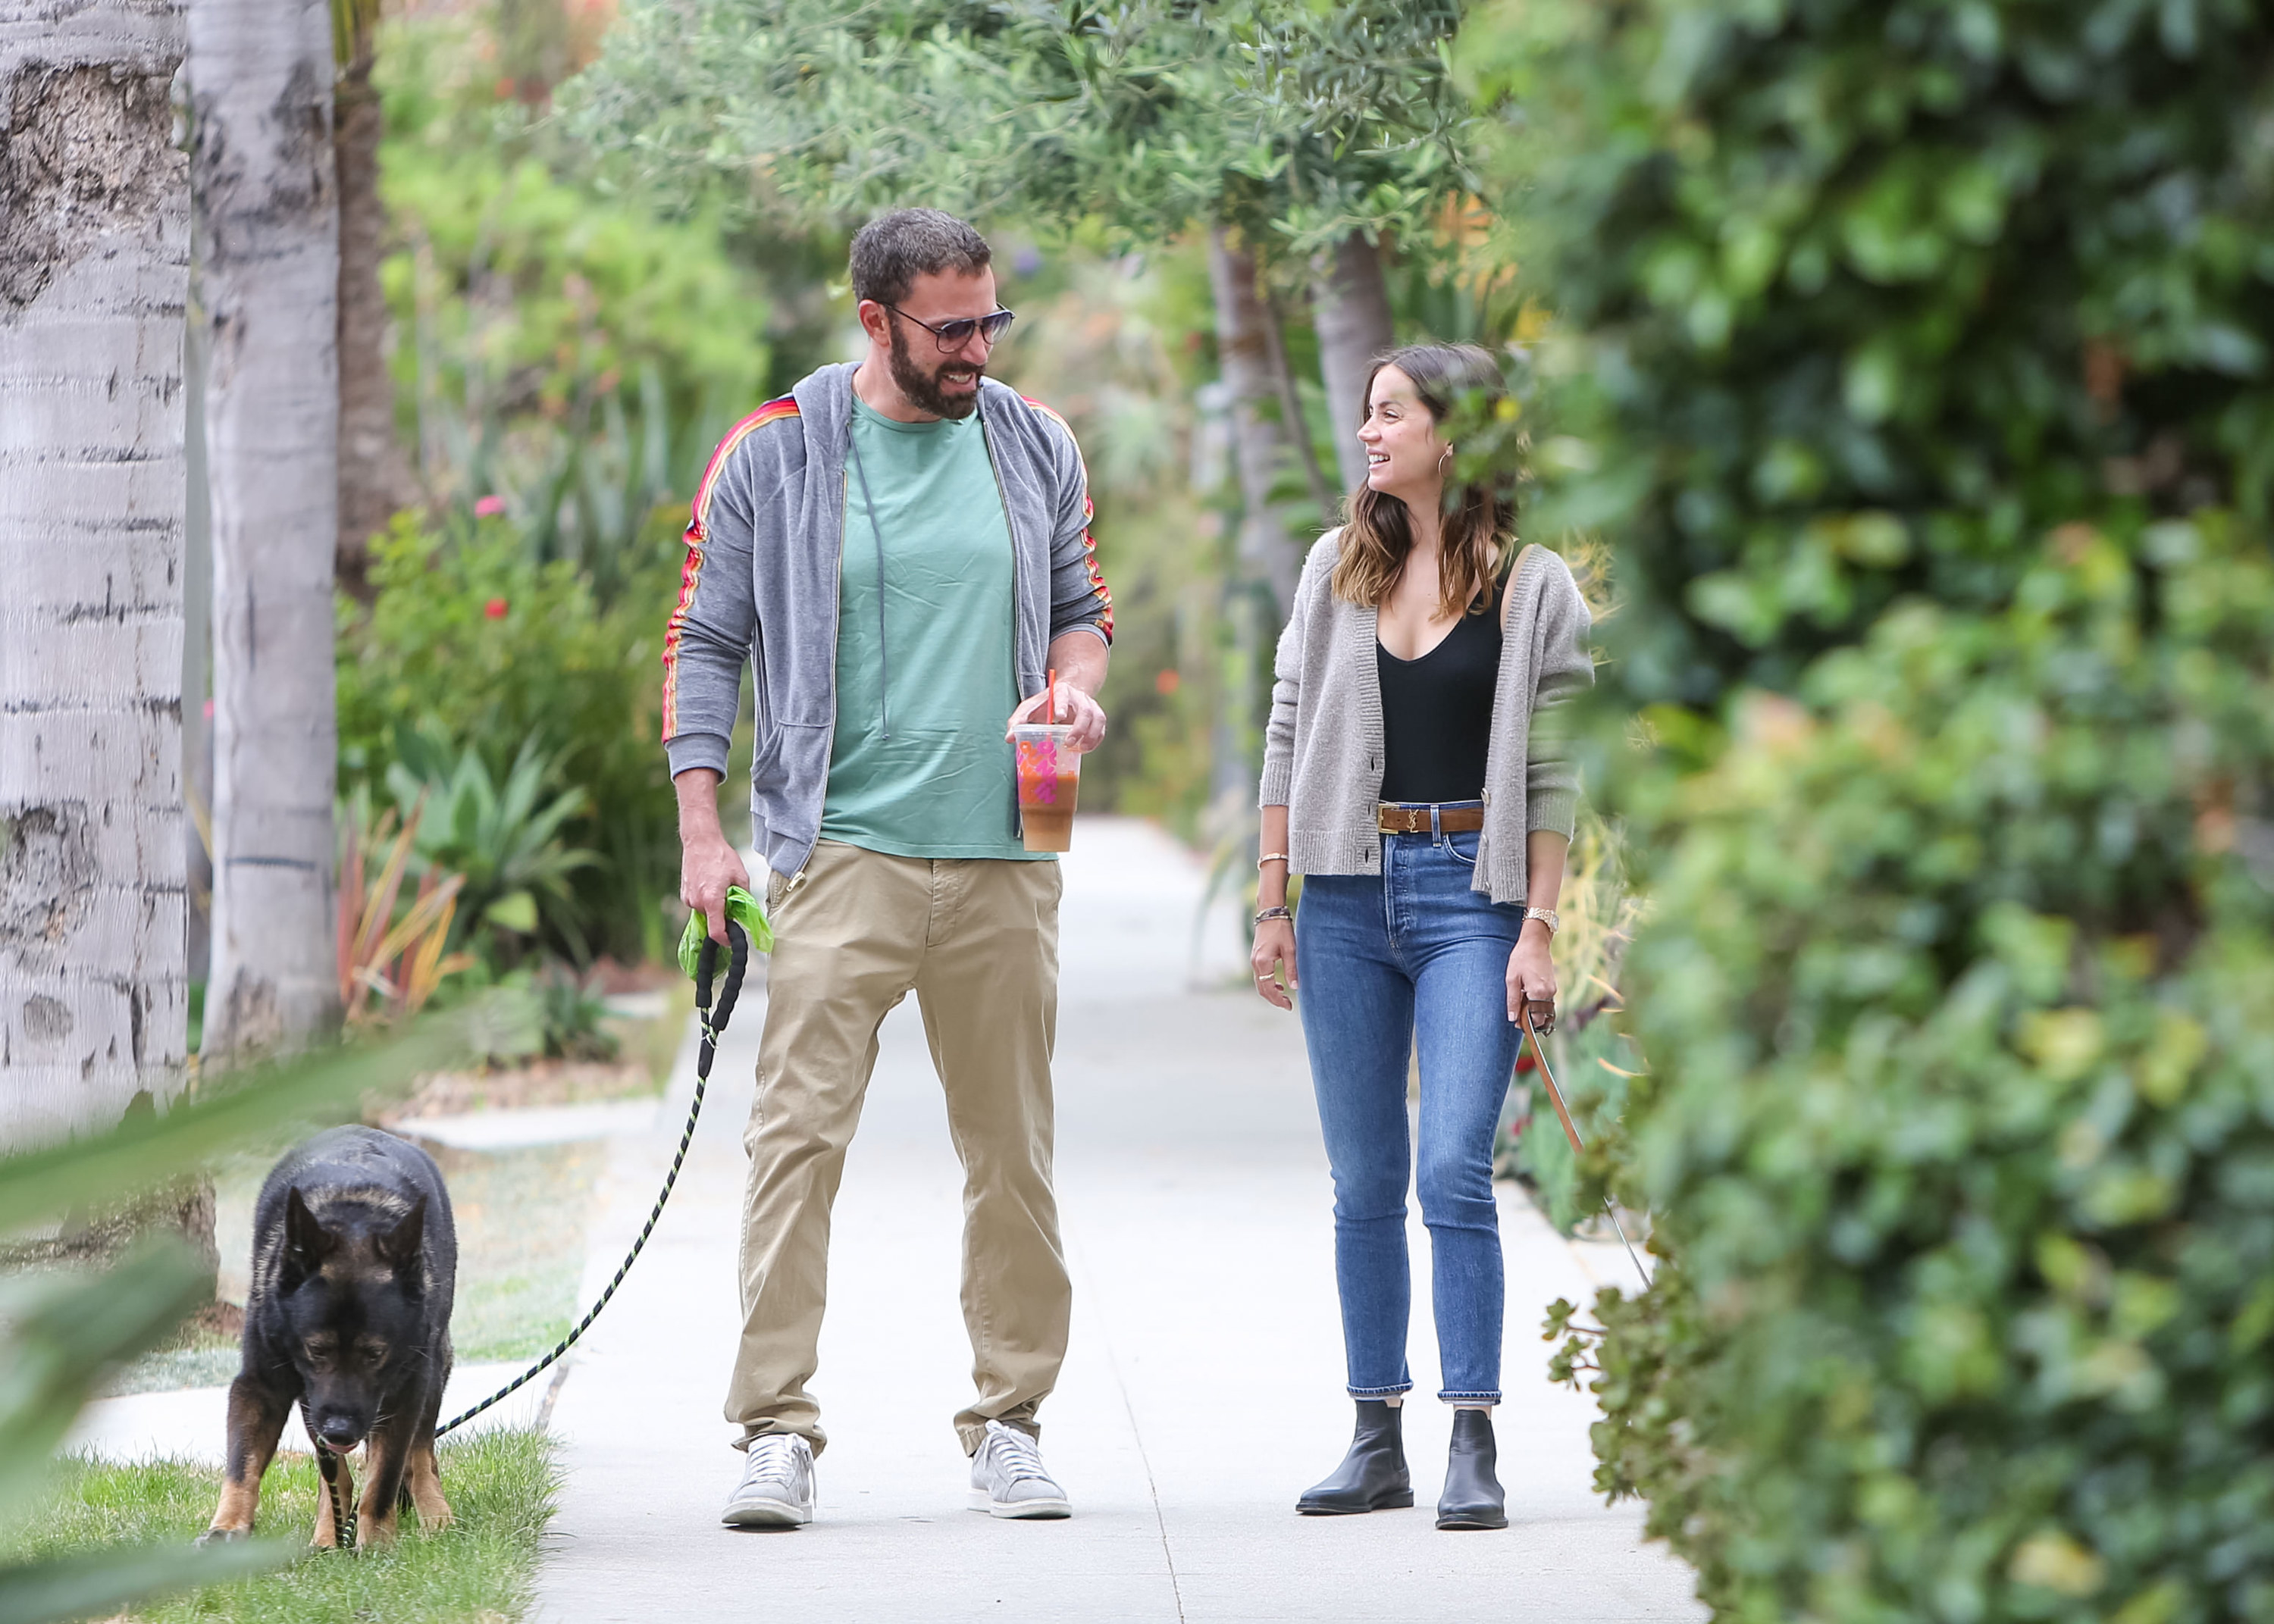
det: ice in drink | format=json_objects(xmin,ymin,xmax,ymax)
[{"xmin": 1013, "ymin": 725, "xmax": 1082, "ymax": 853}]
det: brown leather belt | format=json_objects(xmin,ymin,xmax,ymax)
[{"xmin": 1377, "ymin": 803, "xmax": 1485, "ymax": 834}]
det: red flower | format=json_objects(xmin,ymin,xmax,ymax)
[
  {"xmin": 484, "ymin": 598, "xmax": 509, "ymax": 621},
  {"xmin": 474, "ymin": 495, "xmax": 507, "ymax": 518},
  {"xmin": 1154, "ymin": 668, "xmax": 1182, "ymax": 695}
]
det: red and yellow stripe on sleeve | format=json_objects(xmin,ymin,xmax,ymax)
[
  {"xmin": 660, "ymin": 396, "xmax": 800, "ymax": 742},
  {"xmin": 1021, "ymin": 394, "xmax": 1114, "ymax": 643}
]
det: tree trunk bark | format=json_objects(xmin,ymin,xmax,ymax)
[
  {"xmin": 1311, "ymin": 231, "xmax": 1396, "ymax": 494},
  {"xmin": 190, "ymin": 0, "xmax": 343, "ymax": 1059},
  {"xmin": 1206, "ymin": 227, "xmax": 1302, "ymax": 621},
  {"xmin": 334, "ymin": 37, "xmax": 405, "ymax": 602},
  {"xmin": 1259, "ymin": 286, "xmax": 1339, "ymax": 529},
  {"xmin": 0, "ymin": 2, "xmax": 192, "ymax": 1146}
]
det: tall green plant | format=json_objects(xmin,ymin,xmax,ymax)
[
  {"xmin": 385, "ymin": 728, "xmax": 597, "ymax": 965},
  {"xmin": 1458, "ymin": 2, "xmax": 2274, "ymax": 1619}
]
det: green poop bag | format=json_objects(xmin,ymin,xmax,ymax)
[{"xmin": 678, "ymin": 884, "xmax": 773, "ymax": 978}]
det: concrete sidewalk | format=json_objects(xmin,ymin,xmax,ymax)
[{"xmin": 534, "ymin": 819, "xmax": 1699, "ymax": 1622}]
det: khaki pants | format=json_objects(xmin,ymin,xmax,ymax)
[{"xmin": 725, "ymin": 840, "xmax": 1069, "ymax": 1457}]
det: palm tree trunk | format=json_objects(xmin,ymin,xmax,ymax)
[
  {"xmin": 334, "ymin": 18, "xmax": 406, "ymax": 602},
  {"xmin": 0, "ymin": 6, "xmax": 192, "ymax": 1144},
  {"xmin": 1311, "ymin": 231, "xmax": 1396, "ymax": 493},
  {"xmin": 1206, "ymin": 228, "xmax": 1302, "ymax": 620},
  {"xmin": 190, "ymin": 0, "xmax": 343, "ymax": 1059}
]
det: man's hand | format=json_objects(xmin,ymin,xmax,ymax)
[
  {"xmin": 675, "ymin": 768, "xmax": 752, "ymax": 944},
  {"xmin": 1007, "ymin": 683, "xmax": 1107, "ymax": 753}
]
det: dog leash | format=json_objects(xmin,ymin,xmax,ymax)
[
  {"xmin": 306, "ymin": 1415, "xmax": 359, "ymax": 1552},
  {"xmin": 1522, "ymin": 1003, "xmax": 1652, "ymax": 1292},
  {"xmin": 429, "ymin": 920, "xmax": 752, "ymax": 1444}
]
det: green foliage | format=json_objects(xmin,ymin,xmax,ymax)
[
  {"xmin": 1572, "ymin": 530, "xmax": 2274, "ymax": 1620},
  {"xmin": 533, "ymin": 970, "xmax": 619, "ymax": 1062},
  {"xmin": 1458, "ymin": 2, "xmax": 2274, "ymax": 1618},
  {"xmin": 565, "ymin": 0, "xmax": 1472, "ymax": 263},
  {"xmin": 337, "ymin": 512, "xmax": 681, "ymax": 965},
  {"xmin": 378, "ymin": 13, "xmax": 769, "ymax": 589},
  {"xmin": 386, "ymin": 727, "xmax": 598, "ymax": 964},
  {"xmin": 1460, "ymin": 0, "xmax": 2274, "ymax": 707}
]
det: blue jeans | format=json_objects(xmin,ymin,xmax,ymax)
[{"xmin": 1296, "ymin": 815, "xmax": 1524, "ymax": 1403}]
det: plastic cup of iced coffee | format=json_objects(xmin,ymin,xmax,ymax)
[{"xmin": 1012, "ymin": 725, "xmax": 1082, "ymax": 853}]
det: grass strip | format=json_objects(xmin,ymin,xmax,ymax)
[{"xmin": 6, "ymin": 1429, "xmax": 556, "ymax": 1624}]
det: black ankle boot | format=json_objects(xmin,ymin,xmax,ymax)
[
  {"xmin": 1296, "ymin": 1399, "xmax": 1414, "ymax": 1515},
  {"xmin": 1436, "ymin": 1408, "xmax": 1508, "ymax": 1529}
]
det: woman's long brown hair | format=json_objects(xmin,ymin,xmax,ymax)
[{"xmin": 1330, "ymin": 343, "xmax": 1513, "ymax": 618}]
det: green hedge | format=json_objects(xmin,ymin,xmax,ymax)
[{"xmin": 1458, "ymin": 0, "xmax": 2274, "ymax": 1616}]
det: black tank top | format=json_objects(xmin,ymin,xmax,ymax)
[{"xmin": 1377, "ymin": 596, "xmax": 1502, "ymax": 804}]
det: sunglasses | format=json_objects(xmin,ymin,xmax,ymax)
[{"xmin": 885, "ymin": 305, "xmax": 1017, "ymax": 352}]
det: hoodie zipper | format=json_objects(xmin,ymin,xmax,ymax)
[
  {"xmin": 785, "ymin": 466, "xmax": 851, "ymax": 900},
  {"xmin": 979, "ymin": 399, "xmax": 1029, "ymax": 840}
]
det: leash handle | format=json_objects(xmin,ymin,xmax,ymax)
[{"xmin": 434, "ymin": 920, "xmax": 750, "ymax": 1441}]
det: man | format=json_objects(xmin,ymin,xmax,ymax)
[{"xmin": 662, "ymin": 208, "xmax": 1113, "ymax": 1529}]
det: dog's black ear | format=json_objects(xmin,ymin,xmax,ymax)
[
  {"xmin": 283, "ymin": 1187, "xmax": 339, "ymax": 1267},
  {"xmin": 377, "ymin": 1196, "xmax": 426, "ymax": 1272}
]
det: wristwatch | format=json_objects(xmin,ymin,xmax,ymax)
[{"xmin": 1523, "ymin": 907, "xmax": 1559, "ymax": 934}]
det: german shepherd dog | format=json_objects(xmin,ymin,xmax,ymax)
[{"xmin": 200, "ymin": 1126, "xmax": 458, "ymax": 1547}]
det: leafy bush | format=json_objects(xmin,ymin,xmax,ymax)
[
  {"xmin": 337, "ymin": 512, "xmax": 680, "ymax": 965},
  {"xmin": 1458, "ymin": 1, "xmax": 2274, "ymax": 1618},
  {"xmin": 1462, "ymin": 0, "xmax": 2274, "ymax": 704},
  {"xmin": 456, "ymin": 969, "xmax": 619, "ymax": 1067},
  {"xmin": 385, "ymin": 728, "xmax": 597, "ymax": 964},
  {"xmin": 1574, "ymin": 532, "xmax": 2274, "ymax": 1620}
]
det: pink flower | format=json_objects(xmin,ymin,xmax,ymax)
[
  {"xmin": 484, "ymin": 598, "xmax": 509, "ymax": 621},
  {"xmin": 474, "ymin": 495, "xmax": 508, "ymax": 518}
]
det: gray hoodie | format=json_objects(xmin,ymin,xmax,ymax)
[{"xmin": 661, "ymin": 363, "xmax": 1114, "ymax": 879}]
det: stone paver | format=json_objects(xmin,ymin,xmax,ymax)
[{"xmin": 534, "ymin": 818, "xmax": 1699, "ymax": 1622}]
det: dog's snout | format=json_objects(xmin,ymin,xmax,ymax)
[{"xmin": 318, "ymin": 1417, "xmax": 365, "ymax": 1449}]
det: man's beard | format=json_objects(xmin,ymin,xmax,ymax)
[{"xmin": 888, "ymin": 321, "xmax": 982, "ymax": 421}]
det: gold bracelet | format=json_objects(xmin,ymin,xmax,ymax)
[{"xmin": 1256, "ymin": 851, "xmax": 1290, "ymax": 869}]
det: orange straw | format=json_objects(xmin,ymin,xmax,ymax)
[{"xmin": 1046, "ymin": 667, "xmax": 1057, "ymax": 726}]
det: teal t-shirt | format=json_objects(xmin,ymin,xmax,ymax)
[{"xmin": 820, "ymin": 397, "xmax": 1041, "ymax": 860}]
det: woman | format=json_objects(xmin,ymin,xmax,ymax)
[{"xmin": 1252, "ymin": 343, "xmax": 1593, "ymax": 1531}]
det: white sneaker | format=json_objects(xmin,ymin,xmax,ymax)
[
  {"xmin": 968, "ymin": 1419, "xmax": 1071, "ymax": 1519},
  {"xmin": 722, "ymin": 1433, "xmax": 816, "ymax": 1528}
]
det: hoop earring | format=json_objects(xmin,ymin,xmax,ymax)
[{"xmin": 1438, "ymin": 446, "xmax": 1454, "ymax": 473}]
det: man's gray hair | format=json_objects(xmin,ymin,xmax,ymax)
[{"xmin": 850, "ymin": 209, "xmax": 992, "ymax": 308}]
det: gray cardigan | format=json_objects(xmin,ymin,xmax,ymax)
[
  {"xmin": 659, "ymin": 364, "xmax": 1114, "ymax": 879},
  {"xmin": 1258, "ymin": 532, "xmax": 1594, "ymax": 905}
]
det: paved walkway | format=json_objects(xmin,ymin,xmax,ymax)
[{"xmin": 534, "ymin": 819, "xmax": 1699, "ymax": 1622}]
